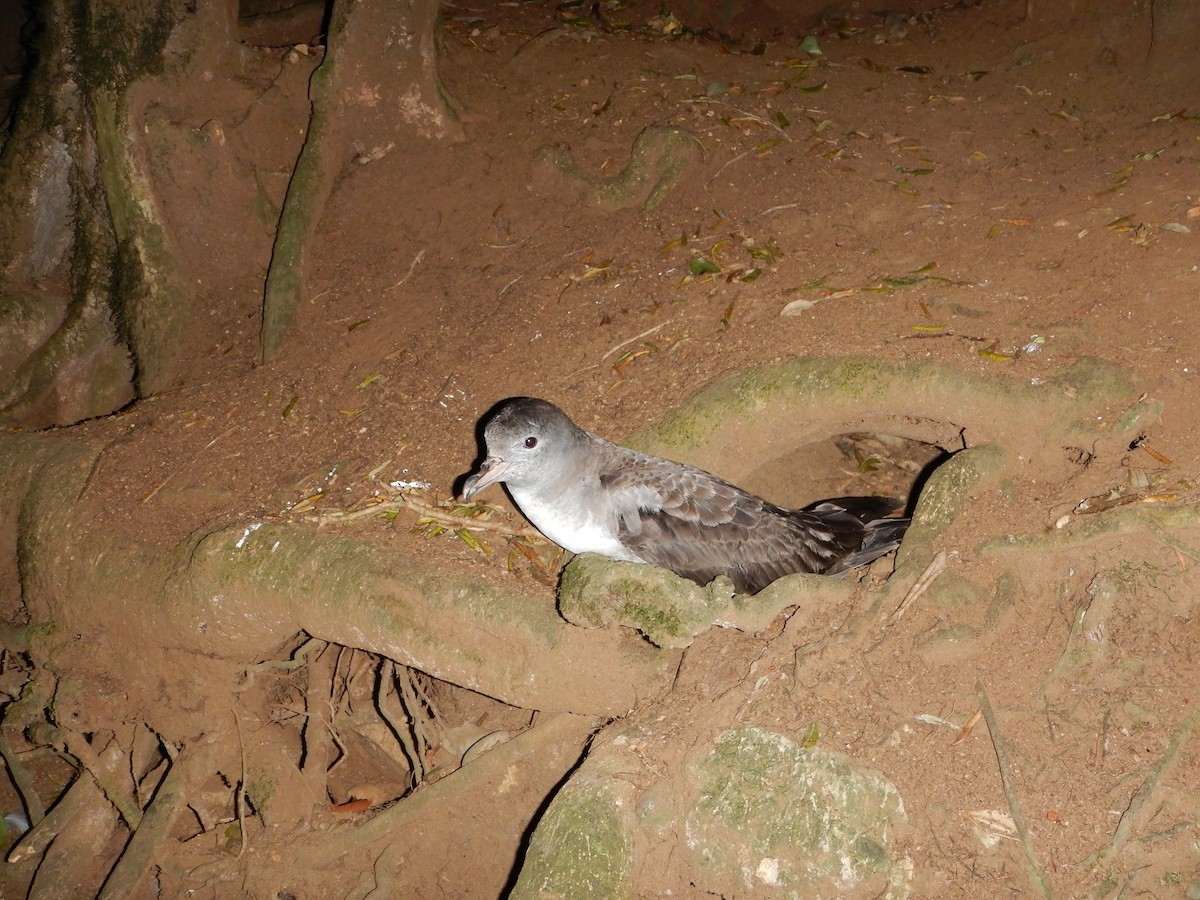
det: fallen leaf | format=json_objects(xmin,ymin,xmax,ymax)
[
  {"xmin": 954, "ymin": 708, "xmax": 983, "ymax": 743},
  {"xmin": 978, "ymin": 348, "xmax": 1013, "ymax": 361},
  {"xmin": 781, "ymin": 297, "xmax": 818, "ymax": 315}
]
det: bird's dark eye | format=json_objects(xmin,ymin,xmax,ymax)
[{"xmin": 524, "ymin": 436, "xmax": 538, "ymax": 449}]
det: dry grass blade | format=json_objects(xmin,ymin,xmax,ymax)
[
  {"xmin": 600, "ymin": 323, "xmax": 666, "ymax": 362},
  {"xmin": 954, "ymin": 708, "xmax": 983, "ymax": 744},
  {"xmin": 305, "ymin": 489, "xmax": 539, "ymax": 540},
  {"xmin": 892, "ymin": 550, "xmax": 949, "ymax": 620}
]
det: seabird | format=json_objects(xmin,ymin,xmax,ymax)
[{"xmin": 462, "ymin": 397, "xmax": 909, "ymax": 595}]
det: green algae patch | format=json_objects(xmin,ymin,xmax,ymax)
[
  {"xmin": 559, "ymin": 553, "xmax": 862, "ymax": 648},
  {"xmin": 558, "ymin": 553, "xmax": 738, "ymax": 648},
  {"xmin": 686, "ymin": 727, "xmax": 908, "ymax": 896},
  {"xmin": 510, "ymin": 777, "xmax": 634, "ymax": 900}
]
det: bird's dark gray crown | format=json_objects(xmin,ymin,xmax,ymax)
[{"xmin": 488, "ymin": 397, "xmax": 568, "ymax": 435}]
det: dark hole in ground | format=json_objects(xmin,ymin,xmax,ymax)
[{"xmin": 741, "ymin": 432, "xmax": 952, "ymax": 520}]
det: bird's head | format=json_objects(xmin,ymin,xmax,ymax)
[{"xmin": 462, "ymin": 397, "xmax": 584, "ymax": 499}]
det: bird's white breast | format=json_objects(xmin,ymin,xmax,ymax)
[{"xmin": 507, "ymin": 483, "xmax": 643, "ymax": 563}]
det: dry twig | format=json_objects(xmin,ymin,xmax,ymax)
[
  {"xmin": 308, "ymin": 491, "xmax": 540, "ymax": 541},
  {"xmin": 892, "ymin": 550, "xmax": 950, "ymax": 620}
]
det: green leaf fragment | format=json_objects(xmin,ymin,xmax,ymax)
[
  {"xmin": 796, "ymin": 275, "xmax": 830, "ymax": 291},
  {"xmin": 455, "ymin": 529, "xmax": 490, "ymax": 555}
]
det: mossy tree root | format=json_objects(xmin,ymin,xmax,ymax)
[{"xmin": 532, "ymin": 126, "xmax": 702, "ymax": 211}]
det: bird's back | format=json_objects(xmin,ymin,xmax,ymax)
[{"xmin": 598, "ymin": 449, "xmax": 907, "ymax": 594}]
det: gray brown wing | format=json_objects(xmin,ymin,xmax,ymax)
[{"xmin": 599, "ymin": 452, "xmax": 867, "ymax": 594}]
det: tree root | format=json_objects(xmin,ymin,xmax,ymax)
[
  {"xmin": 982, "ymin": 503, "xmax": 1200, "ymax": 555},
  {"xmin": 311, "ymin": 712, "xmax": 597, "ymax": 865},
  {"xmin": 0, "ymin": 728, "xmax": 45, "ymax": 828},
  {"xmin": 976, "ymin": 681, "xmax": 1054, "ymax": 900},
  {"xmin": 1, "ymin": 664, "xmax": 58, "ymax": 828},
  {"xmin": 300, "ymin": 642, "xmax": 338, "ymax": 808},
  {"xmin": 48, "ymin": 728, "xmax": 142, "ymax": 830},
  {"xmin": 99, "ymin": 740, "xmax": 211, "ymax": 899},
  {"xmin": 261, "ymin": 0, "xmax": 462, "ymax": 360},
  {"xmin": 25, "ymin": 740, "xmax": 126, "ymax": 900},
  {"xmin": 1086, "ymin": 702, "xmax": 1200, "ymax": 868},
  {"xmin": 532, "ymin": 126, "xmax": 702, "ymax": 211}
]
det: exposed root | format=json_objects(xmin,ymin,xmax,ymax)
[
  {"xmin": 310, "ymin": 713, "xmax": 597, "ymax": 865},
  {"xmin": 7, "ymin": 767, "xmax": 87, "ymax": 863},
  {"xmin": 301, "ymin": 641, "xmax": 338, "ymax": 806},
  {"xmin": 98, "ymin": 742, "xmax": 206, "ymax": 899},
  {"xmin": 25, "ymin": 739, "xmax": 126, "ymax": 898},
  {"xmin": 976, "ymin": 681, "xmax": 1054, "ymax": 900},
  {"xmin": 532, "ymin": 126, "xmax": 702, "ymax": 211},
  {"xmin": 1089, "ymin": 702, "xmax": 1200, "ymax": 867},
  {"xmin": 0, "ymin": 728, "xmax": 44, "ymax": 828},
  {"xmin": 983, "ymin": 503, "xmax": 1200, "ymax": 555},
  {"xmin": 377, "ymin": 660, "xmax": 428, "ymax": 789},
  {"xmin": 48, "ymin": 727, "xmax": 142, "ymax": 830},
  {"xmin": 0, "ymin": 666, "xmax": 56, "ymax": 826}
]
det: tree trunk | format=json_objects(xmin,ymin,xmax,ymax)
[
  {"xmin": 0, "ymin": 0, "xmax": 241, "ymax": 428},
  {"xmin": 261, "ymin": 0, "xmax": 462, "ymax": 360}
]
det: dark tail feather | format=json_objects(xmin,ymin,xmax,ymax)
[
  {"xmin": 824, "ymin": 515, "xmax": 910, "ymax": 577},
  {"xmin": 803, "ymin": 495, "xmax": 904, "ymax": 523}
]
